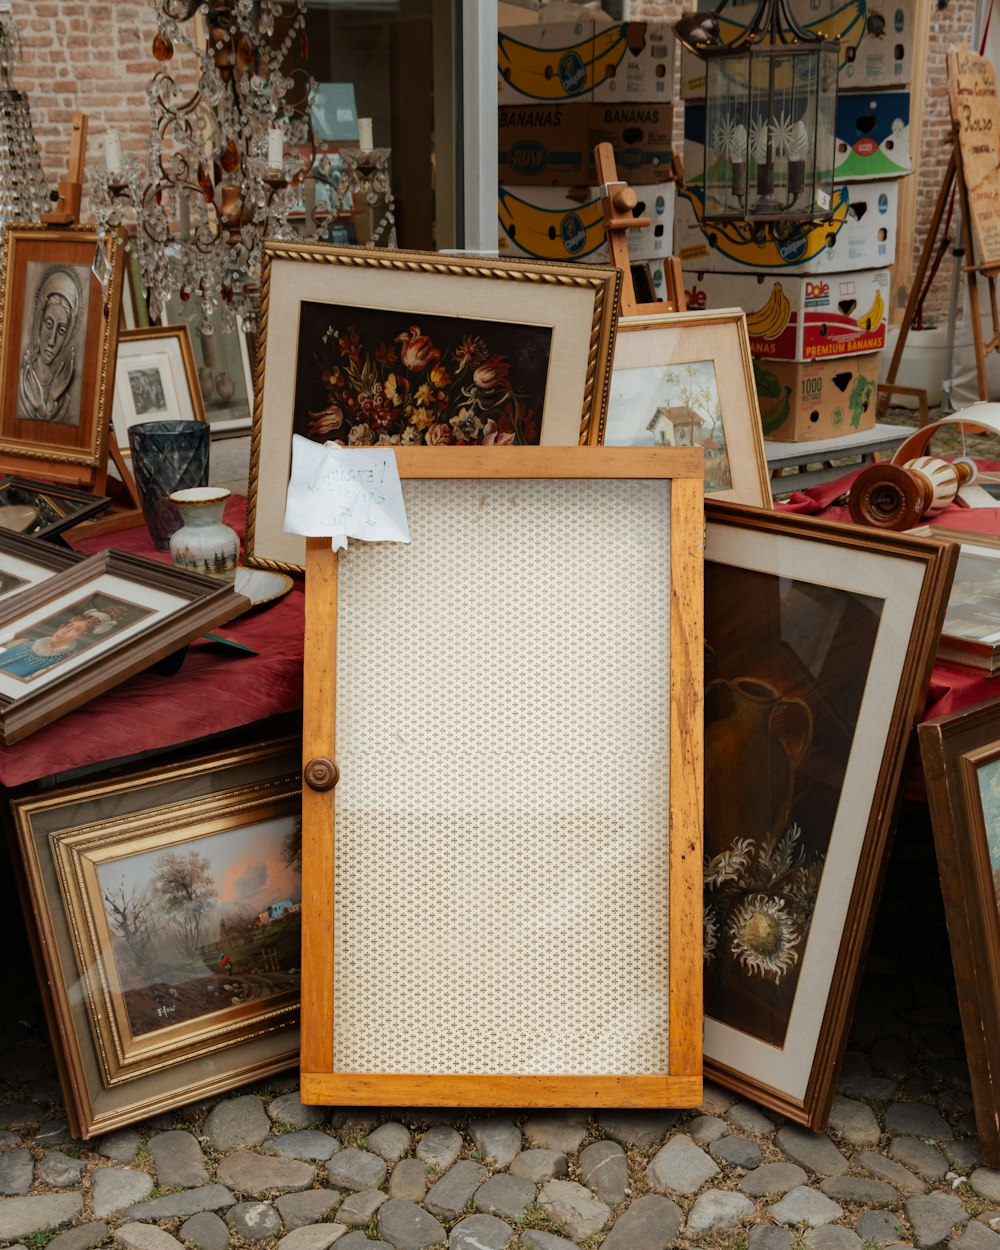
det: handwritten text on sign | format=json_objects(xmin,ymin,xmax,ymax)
[
  {"xmin": 948, "ymin": 43, "xmax": 1000, "ymax": 267},
  {"xmin": 282, "ymin": 435, "xmax": 410, "ymax": 549}
]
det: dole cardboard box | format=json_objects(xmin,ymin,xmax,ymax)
[
  {"xmin": 592, "ymin": 23, "xmax": 674, "ymax": 102},
  {"xmin": 585, "ymin": 102, "xmax": 674, "ymax": 185},
  {"xmin": 680, "ymin": 0, "xmax": 915, "ymax": 96},
  {"xmin": 498, "ymin": 181, "xmax": 675, "ymax": 262},
  {"xmin": 754, "ymin": 352, "xmax": 879, "ymax": 441},
  {"xmin": 673, "ymin": 180, "xmax": 898, "ymax": 276},
  {"xmin": 834, "ymin": 90, "xmax": 911, "ymax": 179},
  {"xmin": 499, "ymin": 104, "xmax": 589, "ymax": 185},
  {"xmin": 684, "ymin": 268, "xmax": 890, "ymax": 361}
]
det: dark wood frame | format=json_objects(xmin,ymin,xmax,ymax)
[
  {"xmin": 919, "ymin": 697, "xmax": 1000, "ymax": 1167},
  {"xmin": 301, "ymin": 445, "xmax": 704, "ymax": 1108},
  {"xmin": 8, "ymin": 737, "xmax": 302, "ymax": 1139},
  {"xmin": 704, "ymin": 502, "xmax": 957, "ymax": 1127},
  {"xmin": 0, "ymin": 525, "xmax": 83, "ymax": 581},
  {"xmin": 0, "ymin": 475, "xmax": 110, "ymax": 539},
  {"xmin": 0, "ymin": 550, "xmax": 249, "ymax": 744},
  {"xmin": 0, "ymin": 226, "xmax": 124, "ymax": 488}
]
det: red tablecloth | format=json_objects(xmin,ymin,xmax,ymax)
[
  {"xmin": 778, "ymin": 471, "xmax": 1000, "ymax": 795},
  {"xmin": 0, "ymin": 496, "xmax": 304, "ymax": 787}
]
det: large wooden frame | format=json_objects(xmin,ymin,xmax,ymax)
[
  {"xmin": 247, "ymin": 244, "xmax": 621, "ymax": 574},
  {"xmin": 703, "ymin": 502, "xmax": 957, "ymax": 1127},
  {"xmin": 0, "ymin": 550, "xmax": 248, "ymax": 744},
  {"xmin": 595, "ymin": 310, "xmax": 773, "ymax": 509},
  {"xmin": 8, "ymin": 737, "xmax": 302, "ymax": 1139},
  {"xmin": 0, "ymin": 225, "xmax": 124, "ymax": 488},
  {"xmin": 919, "ymin": 697, "xmax": 1000, "ymax": 1168},
  {"xmin": 300, "ymin": 445, "xmax": 703, "ymax": 1107}
]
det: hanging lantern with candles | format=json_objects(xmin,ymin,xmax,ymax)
[{"xmin": 675, "ymin": 0, "xmax": 839, "ymax": 234}]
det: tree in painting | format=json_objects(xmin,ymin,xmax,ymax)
[
  {"xmin": 103, "ymin": 879, "xmax": 157, "ymax": 973},
  {"xmin": 152, "ymin": 849, "xmax": 216, "ymax": 959}
]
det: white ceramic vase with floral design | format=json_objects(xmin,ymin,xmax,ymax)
[{"xmin": 168, "ymin": 487, "xmax": 239, "ymax": 582}]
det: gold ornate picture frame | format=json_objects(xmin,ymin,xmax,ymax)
[
  {"xmin": 300, "ymin": 445, "xmax": 704, "ymax": 1107},
  {"xmin": 0, "ymin": 226, "xmax": 124, "ymax": 481},
  {"xmin": 9, "ymin": 737, "xmax": 302, "ymax": 1139},
  {"xmin": 246, "ymin": 243, "xmax": 621, "ymax": 573}
]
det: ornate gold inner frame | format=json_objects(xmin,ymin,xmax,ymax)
[
  {"xmin": 300, "ymin": 445, "xmax": 704, "ymax": 1108},
  {"xmin": 246, "ymin": 243, "xmax": 621, "ymax": 573}
]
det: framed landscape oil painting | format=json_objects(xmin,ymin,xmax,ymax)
[
  {"xmin": 246, "ymin": 243, "xmax": 620, "ymax": 573},
  {"xmin": 596, "ymin": 310, "xmax": 772, "ymax": 508},
  {"xmin": 9, "ymin": 737, "xmax": 302, "ymax": 1138},
  {"xmin": 704, "ymin": 502, "xmax": 956, "ymax": 1127},
  {"xmin": 920, "ymin": 697, "xmax": 1000, "ymax": 1167}
]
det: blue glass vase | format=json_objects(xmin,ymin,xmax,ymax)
[{"xmin": 128, "ymin": 420, "xmax": 210, "ymax": 550}]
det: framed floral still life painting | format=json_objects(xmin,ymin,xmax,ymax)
[
  {"xmin": 597, "ymin": 310, "xmax": 773, "ymax": 508},
  {"xmin": 0, "ymin": 226, "xmax": 125, "ymax": 480},
  {"xmin": 919, "ymin": 697, "xmax": 1000, "ymax": 1167},
  {"xmin": 8, "ymin": 737, "xmax": 302, "ymax": 1138},
  {"xmin": 246, "ymin": 243, "xmax": 621, "ymax": 573},
  {"xmin": 703, "ymin": 502, "xmax": 956, "ymax": 1127},
  {"xmin": 112, "ymin": 326, "xmax": 206, "ymax": 451}
]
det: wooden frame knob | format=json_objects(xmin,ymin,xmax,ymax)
[{"xmin": 304, "ymin": 757, "xmax": 339, "ymax": 791}]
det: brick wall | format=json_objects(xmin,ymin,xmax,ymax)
[{"xmin": 6, "ymin": 0, "xmax": 980, "ymax": 329}]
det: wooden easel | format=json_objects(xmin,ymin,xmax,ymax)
[
  {"xmin": 17, "ymin": 111, "xmax": 145, "ymax": 535},
  {"xmin": 595, "ymin": 143, "xmax": 687, "ymax": 317}
]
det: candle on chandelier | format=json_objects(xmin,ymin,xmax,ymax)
[
  {"xmin": 268, "ymin": 128, "xmax": 284, "ymax": 169},
  {"xmin": 357, "ymin": 117, "xmax": 374, "ymax": 150},
  {"xmin": 104, "ymin": 129, "xmax": 123, "ymax": 173}
]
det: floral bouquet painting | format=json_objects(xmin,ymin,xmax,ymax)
[{"xmin": 291, "ymin": 302, "xmax": 554, "ymax": 448}]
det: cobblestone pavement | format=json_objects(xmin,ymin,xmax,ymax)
[{"xmin": 0, "ymin": 805, "xmax": 991, "ymax": 1250}]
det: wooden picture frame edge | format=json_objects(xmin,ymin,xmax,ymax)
[
  {"xmin": 300, "ymin": 444, "xmax": 703, "ymax": 1108},
  {"xmin": 918, "ymin": 696, "xmax": 1000, "ymax": 1166},
  {"xmin": 703, "ymin": 502, "xmax": 958, "ymax": 1127},
  {"xmin": 245, "ymin": 243, "xmax": 622, "ymax": 575}
]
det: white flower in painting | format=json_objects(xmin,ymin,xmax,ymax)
[
  {"xmin": 705, "ymin": 837, "xmax": 754, "ymax": 887},
  {"xmin": 704, "ymin": 905, "xmax": 719, "ymax": 964},
  {"xmin": 728, "ymin": 893, "xmax": 802, "ymax": 982}
]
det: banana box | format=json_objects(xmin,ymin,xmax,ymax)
[
  {"xmin": 498, "ymin": 21, "xmax": 596, "ymax": 105},
  {"xmin": 754, "ymin": 352, "xmax": 880, "ymax": 441},
  {"xmin": 499, "ymin": 104, "xmax": 589, "ymax": 185},
  {"xmin": 679, "ymin": 0, "xmax": 915, "ymax": 96},
  {"xmin": 498, "ymin": 181, "xmax": 676, "ymax": 263},
  {"xmin": 591, "ymin": 23, "xmax": 674, "ymax": 102},
  {"xmin": 685, "ymin": 269, "xmax": 890, "ymax": 361},
  {"xmin": 835, "ymin": 91, "xmax": 911, "ymax": 179},
  {"xmin": 585, "ymin": 103, "xmax": 674, "ymax": 185},
  {"xmin": 673, "ymin": 180, "xmax": 898, "ymax": 276}
]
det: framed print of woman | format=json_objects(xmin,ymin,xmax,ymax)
[{"xmin": 17, "ymin": 265, "xmax": 88, "ymax": 425}]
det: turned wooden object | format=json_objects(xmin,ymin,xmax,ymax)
[{"xmin": 848, "ymin": 456, "xmax": 978, "ymax": 530}]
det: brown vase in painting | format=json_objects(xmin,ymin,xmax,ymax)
[{"xmin": 704, "ymin": 676, "xmax": 813, "ymax": 856}]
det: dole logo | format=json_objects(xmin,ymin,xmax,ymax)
[
  {"xmin": 560, "ymin": 212, "xmax": 587, "ymax": 254},
  {"xmin": 686, "ymin": 285, "xmax": 708, "ymax": 309},
  {"xmin": 853, "ymin": 137, "xmax": 878, "ymax": 156},
  {"xmin": 558, "ymin": 51, "xmax": 587, "ymax": 95},
  {"xmin": 805, "ymin": 280, "xmax": 830, "ymax": 298}
]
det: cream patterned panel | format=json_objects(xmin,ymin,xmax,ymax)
[{"xmin": 333, "ymin": 478, "xmax": 672, "ymax": 1075}]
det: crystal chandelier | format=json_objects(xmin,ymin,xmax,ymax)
[
  {"xmin": 90, "ymin": 0, "xmax": 317, "ymax": 331},
  {"xmin": 0, "ymin": 7, "xmax": 49, "ymax": 251},
  {"xmin": 674, "ymin": 0, "xmax": 839, "ymax": 244}
]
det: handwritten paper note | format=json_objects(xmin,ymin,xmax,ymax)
[{"xmin": 282, "ymin": 435, "xmax": 410, "ymax": 550}]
